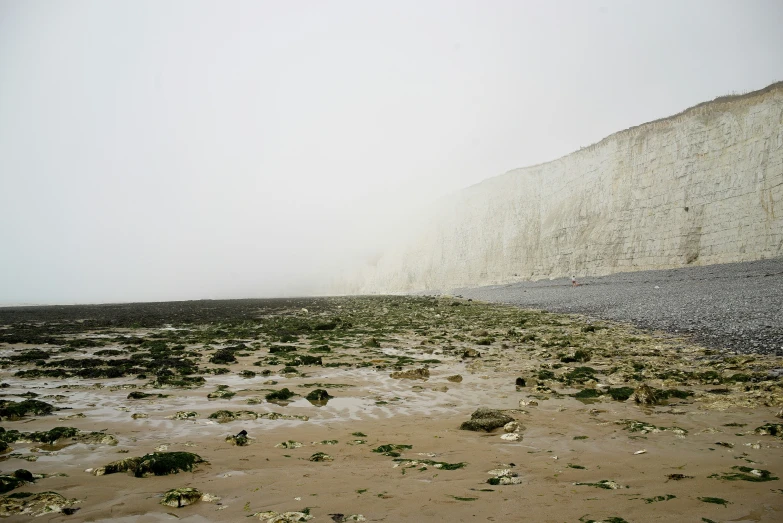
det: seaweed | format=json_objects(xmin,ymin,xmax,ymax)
[
  {"xmin": 709, "ymin": 466, "xmax": 778, "ymax": 482},
  {"xmin": 754, "ymin": 423, "xmax": 783, "ymax": 438},
  {"xmin": 698, "ymin": 497, "xmax": 731, "ymax": 506},
  {"xmin": 305, "ymin": 389, "xmax": 332, "ymax": 401},
  {"xmin": 574, "ymin": 480, "xmax": 626, "ymax": 489},
  {"xmin": 392, "ymin": 458, "xmax": 466, "ymax": 470},
  {"xmin": 372, "ymin": 444, "xmax": 412, "ymax": 457},
  {"xmin": 309, "ymin": 452, "xmax": 333, "ymax": 462},
  {"xmin": 0, "ymin": 400, "xmax": 56, "ymax": 420},
  {"xmin": 96, "ymin": 452, "xmax": 205, "ymax": 477},
  {"xmin": 607, "ymin": 387, "xmax": 635, "ymax": 401},
  {"xmin": 266, "ymin": 388, "xmax": 295, "ymax": 401},
  {"xmin": 643, "ymin": 494, "xmax": 676, "ymax": 503},
  {"xmin": 459, "ymin": 408, "xmax": 514, "ymax": 432},
  {"xmin": 209, "ymin": 348, "xmax": 237, "ymax": 364}
]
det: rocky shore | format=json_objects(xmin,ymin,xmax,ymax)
[{"xmin": 456, "ymin": 258, "xmax": 783, "ymax": 356}]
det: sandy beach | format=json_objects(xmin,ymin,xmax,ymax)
[{"xmin": 0, "ymin": 296, "xmax": 781, "ymax": 522}]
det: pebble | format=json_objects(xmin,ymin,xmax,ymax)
[{"xmin": 458, "ymin": 258, "xmax": 783, "ymax": 355}]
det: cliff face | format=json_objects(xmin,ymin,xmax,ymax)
[{"xmin": 348, "ymin": 82, "xmax": 783, "ymax": 293}]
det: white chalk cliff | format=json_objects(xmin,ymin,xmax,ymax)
[{"xmin": 342, "ymin": 82, "xmax": 783, "ymax": 293}]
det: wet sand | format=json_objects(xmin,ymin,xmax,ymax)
[{"xmin": 0, "ymin": 297, "xmax": 781, "ymax": 522}]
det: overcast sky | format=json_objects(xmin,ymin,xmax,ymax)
[{"xmin": 1, "ymin": 0, "xmax": 782, "ymax": 304}]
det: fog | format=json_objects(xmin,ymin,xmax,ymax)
[{"xmin": 1, "ymin": 1, "xmax": 781, "ymax": 304}]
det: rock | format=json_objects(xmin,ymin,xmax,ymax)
[
  {"xmin": 305, "ymin": 389, "xmax": 332, "ymax": 401},
  {"xmin": 330, "ymin": 514, "xmax": 366, "ymax": 522},
  {"xmin": 131, "ymin": 413, "xmax": 148, "ymax": 419},
  {"xmin": 275, "ymin": 441, "xmax": 303, "ymax": 449},
  {"xmin": 632, "ymin": 384, "xmax": 661, "ymax": 405},
  {"xmin": 362, "ymin": 337, "xmax": 381, "ymax": 348},
  {"xmin": 446, "ymin": 374, "xmax": 463, "ymax": 383},
  {"xmin": 254, "ymin": 511, "xmax": 314, "ymax": 522},
  {"xmin": 519, "ymin": 399, "xmax": 538, "ymax": 407},
  {"xmin": 0, "ymin": 491, "xmax": 79, "ymax": 517},
  {"xmin": 515, "ymin": 377, "xmax": 526, "ymax": 387},
  {"xmin": 462, "ymin": 348, "xmax": 481, "ymax": 358},
  {"xmin": 226, "ymin": 434, "xmax": 250, "ymax": 446},
  {"xmin": 503, "ymin": 421, "xmax": 522, "ymax": 433},
  {"xmin": 486, "ymin": 468, "xmax": 522, "ymax": 485},
  {"xmin": 160, "ymin": 487, "xmax": 202, "ymax": 508},
  {"xmin": 207, "ymin": 388, "xmax": 236, "ymax": 399},
  {"xmin": 390, "ymin": 368, "xmax": 430, "ymax": 380},
  {"xmin": 776, "ymin": 408, "xmax": 783, "ymax": 419},
  {"xmin": 173, "ymin": 411, "xmax": 198, "ymax": 420},
  {"xmin": 201, "ymin": 493, "xmax": 221, "ymax": 503},
  {"xmin": 265, "ymin": 388, "xmax": 295, "ymax": 401},
  {"xmin": 95, "ymin": 452, "xmax": 205, "ymax": 477},
  {"xmin": 500, "ymin": 433, "xmax": 522, "ymax": 441},
  {"xmin": 459, "ymin": 408, "xmax": 515, "ymax": 432},
  {"xmin": 309, "ymin": 452, "xmax": 333, "ymax": 462}
]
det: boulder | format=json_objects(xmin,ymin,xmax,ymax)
[{"xmin": 459, "ymin": 408, "xmax": 514, "ymax": 432}]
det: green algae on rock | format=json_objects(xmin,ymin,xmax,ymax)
[
  {"xmin": 160, "ymin": 487, "xmax": 202, "ymax": 508},
  {"xmin": 459, "ymin": 408, "xmax": 514, "ymax": 432},
  {"xmin": 372, "ymin": 444, "xmax": 412, "ymax": 457},
  {"xmin": 0, "ymin": 400, "xmax": 56, "ymax": 421},
  {"xmin": 708, "ymin": 466, "xmax": 779, "ymax": 482},
  {"xmin": 266, "ymin": 388, "xmax": 295, "ymax": 401},
  {"xmin": 93, "ymin": 451, "xmax": 205, "ymax": 477},
  {"xmin": 305, "ymin": 389, "xmax": 332, "ymax": 401},
  {"xmin": 0, "ymin": 491, "xmax": 79, "ymax": 518}
]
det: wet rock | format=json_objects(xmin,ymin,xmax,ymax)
[
  {"xmin": 173, "ymin": 411, "xmax": 199, "ymax": 420},
  {"xmin": 93, "ymin": 451, "xmax": 205, "ymax": 477},
  {"xmin": 253, "ymin": 511, "xmax": 314, "ymax": 522},
  {"xmin": 632, "ymin": 384, "xmax": 661, "ymax": 406},
  {"xmin": 390, "ymin": 368, "xmax": 429, "ymax": 380},
  {"xmin": 210, "ymin": 348, "xmax": 237, "ymax": 365},
  {"xmin": 208, "ymin": 410, "xmax": 244, "ymax": 422},
  {"xmin": 0, "ymin": 491, "xmax": 79, "ymax": 518},
  {"xmin": 330, "ymin": 515, "xmax": 366, "ymax": 522},
  {"xmin": 462, "ymin": 348, "xmax": 481, "ymax": 358},
  {"xmin": 0, "ymin": 399, "xmax": 56, "ymax": 421},
  {"xmin": 446, "ymin": 374, "xmax": 463, "ymax": 383},
  {"xmin": 207, "ymin": 387, "xmax": 236, "ymax": 399},
  {"xmin": 459, "ymin": 408, "xmax": 514, "ymax": 432},
  {"xmin": 78, "ymin": 432, "xmax": 119, "ymax": 446},
  {"xmin": 258, "ymin": 412, "xmax": 309, "ymax": 421},
  {"xmin": 754, "ymin": 423, "xmax": 783, "ymax": 438},
  {"xmin": 574, "ymin": 480, "xmax": 626, "ymax": 489},
  {"xmin": 226, "ymin": 433, "xmax": 250, "ymax": 446},
  {"xmin": 372, "ymin": 444, "xmax": 412, "ymax": 457},
  {"xmin": 486, "ymin": 468, "xmax": 522, "ymax": 485},
  {"xmin": 131, "ymin": 413, "xmax": 149, "ymax": 419},
  {"xmin": 503, "ymin": 421, "xmax": 522, "ymax": 433},
  {"xmin": 305, "ymin": 389, "xmax": 332, "ymax": 401},
  {"xmin": 127, "ymin": 392, "xmax": 166, "ymax": 400},
  {"xmin": 362, "ymin": 337, "xmax": 381, "ymax": 348},
  {"xmin": 309, "ymin": 452, "xmax": 333, "ymax": 462},
  {"xmin": 265, "ymin": 388, "xmax": 295, "ymax": 401},
  {"xmin": 275, "ymin": 440, "xmax": 303, "ymax": 449},
  {"xmin": 160, "ymin": 487, "xmax": 202, "ymax": 508},
  {"xmin": 0, "ymin": 469, "xmax": 34, "ymax": 494}
]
